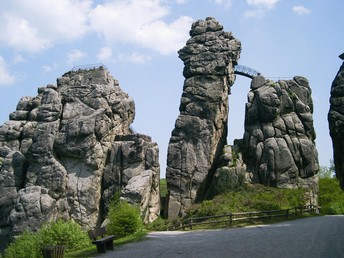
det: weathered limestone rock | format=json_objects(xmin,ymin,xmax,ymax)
[
  {"xmin": 328, "ymin": 53, "xmax": 344, "ymax": 189},
  {"xmin": 166, "ymin": 17, "xmax": 241, "ymax": 218},
  {"xmin": 0, "ymin": 67, "xmax": 160, "ymax": 248},
  {"xmin": 243, "ymin": 76, "xmax": 319, "ymax": 201}
]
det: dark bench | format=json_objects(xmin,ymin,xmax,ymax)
[{"xmin": 88, "ymin": 227, "xmax": 116, "ymax": 253}]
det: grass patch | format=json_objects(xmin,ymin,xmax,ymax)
[
  {"xmin": 187, "ymin": 184, "xmax": 307, "ymax": 218},
  {"xmin": 65, "ymin": 230, "xmax": 147, "ymax": 258}
]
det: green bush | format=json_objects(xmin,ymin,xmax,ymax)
[
  {"xmin": 37, "ymin": 220, "xmax": 91, "ymax": 252},
  {"xmin": 3, "ymin": 220, "xmax": 90, "ymax": 258},
  {"xmin": 3, "ymin": 231, "xmax": 40, "ymax": 258},
  {"xmin": 107, "ymin": 201, "xmax": 143, "ymax": 238},
  {"xmin": 319, "ymin": 177, "xmax": 344, "ymax": 214}
]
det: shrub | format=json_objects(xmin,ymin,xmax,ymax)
[
  {"xmin": 319, "ymin": 177, "xmax": 344, "ymax": 214},
  {"xmin": 107, "ymin": 201, "xmax": 143, "ymax": 238},
  {"xmin": 3, "ymin": 231, "xmax": 40, "ymax": 258},
  {"xmin": 37, "ymin": 220, "xmax": 91, "ymax": 252},
  {"xmin": 3, "ymin": 220, "xmax": 91, "ymax": 258}
]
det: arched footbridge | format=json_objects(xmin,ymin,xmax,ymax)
[{"xmin": 234, "ymin": 65, "xmax": 261, "ymax": 79}]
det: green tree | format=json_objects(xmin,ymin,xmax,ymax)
[
  {"xmin": 318, "ymin": 160, "xmax": 335, "ymax": 178},
  {"xmin": 106, "ymin": 201, "xmax": 143, "ymax": 238}
]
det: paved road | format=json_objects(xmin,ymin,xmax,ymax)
[{"xmin": 97, "ymin": 216, "xmax": 344, "ymax": 258}]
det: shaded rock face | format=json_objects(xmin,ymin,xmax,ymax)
[
  {"xmin": 328, "ymin": 55, "xmax": 344, "ymax": 189},
  {"xmin": 207, "ymin": 144, "xmax": 249, "ymax": 198},
  {"xmin": 0, "ymin": 67, "xmax": 159, "ymax": 247},
  {"xmin": 243, "ymin": 76, "xmax": 319, "ymax": 199},
  {"xmin": 103, "ymin": 134, "xmax": 160, "ymax": 224},
  {"xmin": 166, "ymin": 17, "xmax": 241, "ymax": 218}
]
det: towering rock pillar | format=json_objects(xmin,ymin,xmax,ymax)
[
  {"xmin": 166, "ymin": 17, "xmax": 241, "ymax": 218},
  {"xmin": 329, "ymin": 53, "xmax": 344, "ymax": 189}
]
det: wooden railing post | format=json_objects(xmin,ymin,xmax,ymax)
[
  {"xmin": 229, "ymin": 213, "xmax": 232, "ymax": 227},
  {"xmin": 190, "ymin": 219, "xmax": 193, "ymax": 230},
  {"xmin": 285, "ymin": 209, "xmax": 289, "ymax": 219}
]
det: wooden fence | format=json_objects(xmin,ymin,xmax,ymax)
[{"xmin": 175, "ymin": 205, "xmax": 318, "ymax": 230}]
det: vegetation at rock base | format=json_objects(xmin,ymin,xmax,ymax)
[
  {"xmin": 318, "ymin": 160, "xmax": 344, "ymax": 215},
  {"xmin": 3, "ymin": 220, "xmax": 91, "ymax": 258},
  {"xmin": 106, "ymin": 200, "xmax": 144, "ymax": 238},
  {"xmin": 37, "ymin": 220, "xmax": 91, "ymax": 252},
  {"xmin": 187, "ymin": 184, "xmax": 307, "ymax": 218},
  {"xmin": 3, "ymin": 231, "xmax": 40, "ymax": 258}
]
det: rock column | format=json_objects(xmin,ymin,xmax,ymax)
[
  {"xmin": 328, "ymin": 53, "xmax": 344, "ymax": 189},
  {"xmin": 166, "ymin": 17, "xmax": 241, "ymax": 218}
]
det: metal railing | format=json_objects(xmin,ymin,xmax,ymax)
[
  {"xmin": 71, "ymin": 63, "xmax": 109, "ymax": 71},
  {"xmin": 234, "ymin": 65, "xmax": 261, "ymax": 79}
]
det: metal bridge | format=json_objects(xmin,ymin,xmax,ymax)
[{"xmin": 234, "ymin": 65, "xmax": 261, "ymax": 79}]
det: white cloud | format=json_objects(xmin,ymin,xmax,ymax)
[
  {"xmin": 175, "ymin": 0, "xmax": 187, "ymax": 3},
  {"xmin": 0, "ymin": 0, "xmax": 193, "ymax": 56},
  {"xmin": 293, "ymin": 5, "xmax": 311, "ymax": 15},
  {"xmin": 135, "ymin": 16, "xmax": 194, "ymax": 55},
  {"xmin": 212, "ymin": 0, "xmax": 232, "ymax": 9},
  {"xmin": 42, "ymin": 65, "xmax": 53, "ymax": 73},
  {"xmin": 12, "ymin": 54, "xmax": 26, "ymax": 64},
  {"xmin": 67, "ymin": 49, "xmax": 87, "ymax": 64},
  {"xmin": 0, "ymin": 56, "xmax": 16, "ymax": 85},
  {"xmin": 42, "ymin": 63, "xmax": 58, "ymax": 73},
  {"xmin": 117, "ymin": 52, "xmax": 151, "ymax": 64},
  {"xmin": 89, "ymin": 0, "xmax": 193, "ymax": 55},
  {"xmin": 245, "ymin": 0, "xmax": 279, "ymax": 18},
  {"xmin": 0, "ymin": 0, "xmax": 91, "ymax": 53},
  {"xmin": 97, "ymin": 47, "xmax": 113, "ymax": 61},
  {"xmin": 246, "ymin": 0, "xmax": 279, "ymax": 8}
]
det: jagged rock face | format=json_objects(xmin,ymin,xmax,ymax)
[
  {"xmin": 243, "ymin": 76, "xmax": 319, "ymax": 198},
  {"xmin": 103, "ymin": 134, "xmax": 160, "ymax": 224},
  {"xmin": 207, "ymin": 144, "xmax": 249, "ymax": 198},
  {"xmin": 166, "ymin": 17, "xmax": 241, "ymax": 218},
  {"xmin": 328, "ymin": 56, "xmax": 344, "ymax": 189},
  {"xmin": 0, "ymin": 67, "xmax": 159, "ymax": 248}
]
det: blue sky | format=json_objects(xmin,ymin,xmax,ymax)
[{"xmin": 0, "ymin": 0, "xmax": 342, "ymax": 178}]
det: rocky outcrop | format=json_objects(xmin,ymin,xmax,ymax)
[
  {"xmin": 328, "ymin": 53, "xmax": 344, "ymax": 189},
  {"xmin": 166, "ymin": 17, "xmax": 241, "ymax": 218},
  {"xmin": 0, "ymin": 67, "xmax": 160, "ymax": 248},
  {"xmin": 103, "ymin": 134, "xmax": 160, "ymax": 224},
  {"xmin": 243, "ymin": 75, "xmax": 319, "ymax": 200},
  {"xmin": 207, "ymin": 143, "xmax": 249, "ymax": 198}
]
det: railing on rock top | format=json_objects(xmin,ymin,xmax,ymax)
[{"xmin": 71, "ymin": 63, "xmax": 109, "ymax": 71}]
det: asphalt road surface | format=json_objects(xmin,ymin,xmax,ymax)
[{"xmin": 97, "ymin": 216, "xmax": 344, "ymax": 258}]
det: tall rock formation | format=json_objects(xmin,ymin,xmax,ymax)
[
  {"xmin": 0, "ymin": 67, "xmax": 159, "ymax": 249},
  {"xmin": 166, "ymin": 17, "xmax": 241, "ymax": 218},
  {"xmin": 328, "ymin": 53, "xmax": 344, "ymax": 189},
  {"xmin": 243, "ymin": 75, "xmax": 319, "ymax": 200}
]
